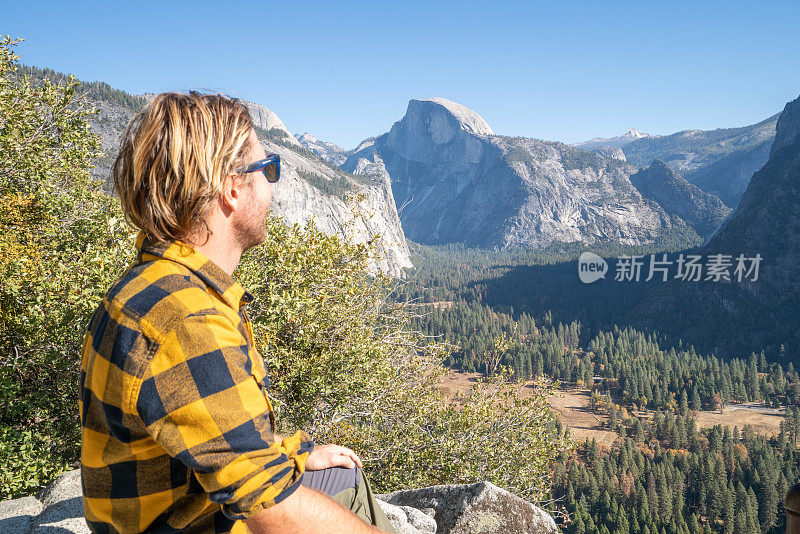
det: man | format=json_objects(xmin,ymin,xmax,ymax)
[{"xmin": 79, "ymin": 91, "xmax": 396, "ymax": 533}]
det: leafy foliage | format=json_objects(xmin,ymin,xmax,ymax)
[{"xmin": 0, "ymin": 35, "xmax": 135, "ymax": 498}]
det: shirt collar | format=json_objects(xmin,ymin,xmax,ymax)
[{"xmin": 135, "ymin": 232, "xmax": 254, "ymax": 309}]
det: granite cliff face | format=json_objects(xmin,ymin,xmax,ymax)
[
  {"xmin": 344, "ymin": 98, "xmax": 684, "ymax": 248},
  {"xmin": 84, "ymin": 94, "xmax": 147, "ymax": 191},
  {"xmin": 38, "ymin": 72, "xmax": 413, "ymax": 277},
  {"xmin": 629, "ymin": 160, "xmax": 730, "ymax": 239},
  {"xmin": 771, "ymin": 99, "xmax": 800, "ymax": 157},
  {"xmin": 629, "ymin": 95, "xmax": 800, "ymax": 357},
  {"xmin": 242, "ymin": 100, "xmax": 302, "ymax": 148}
]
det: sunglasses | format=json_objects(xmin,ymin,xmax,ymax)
[{"xmin": 234, "ymin": 154, "xmax": 280, "ymax": 183}]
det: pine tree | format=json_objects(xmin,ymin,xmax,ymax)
[
  {"xmin": 658, "ymin": 468, "xmax": 673, "ymax": 520},
  {"xmin": 688, "ymin": 513, "xmax": 700, "ymax": 534},
  {"xmin": 679, "ymin": 390, "xmax": 689, "ymax": 415},
  {"xmin": 585, "ymin": 514, "xmax": 597, "ymax": 533},
  {"xmin": 746, "ymin": 487, "xmax": 759, "ymax": 532},
  {"xmin": 723, "ymin": 489, "xmax": 736, "ymax": 532},
  {"xmin": 648, "ymin": 473, "xmax": 660, "ymax": 521},
  {"xmin": 573, "ymin": 514, "xmax": 585, "ymax": 534},
  {"xmin": 691, "ymin": 387, "xmax": 702, "ymax": 411}
]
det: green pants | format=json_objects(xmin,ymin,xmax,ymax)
[{"xmin": 324, "ymin": 468, "xmax": 396, "ymax": 533}]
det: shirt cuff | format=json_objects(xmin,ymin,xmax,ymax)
[{"xmin": 220, "ymin": 430, "xmax": 315, "ymax": 520}]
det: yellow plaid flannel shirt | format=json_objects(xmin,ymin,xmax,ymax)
[{"xmin": 79, "ymin": 233, "xmax": 314, "ymax": 533}]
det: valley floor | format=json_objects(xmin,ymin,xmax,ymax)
[{"xmin": 439, "ymin": 370, "xmax": 788, "ymax": 447}]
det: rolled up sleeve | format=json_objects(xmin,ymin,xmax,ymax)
[{"xmin": 135, "ymin": 312, "xmax": 314, "ymax": 520}]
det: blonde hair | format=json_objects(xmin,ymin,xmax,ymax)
[{"xmin": 112, "ymin": 91, "xmax": 254, "ymax": 243}]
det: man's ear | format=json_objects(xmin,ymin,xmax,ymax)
[{"xmin": 220, "ymin": 172, "xmax": 244, "ymax": 213}]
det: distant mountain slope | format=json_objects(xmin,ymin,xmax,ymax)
[
  {"xmin": 622, "ymin": 114, "xmax": 778, "ymax": 172},
  {"xmin": 344, "ymin": 98, "xmax": 699, "ymax": 249},
  {"xmin": 573, "ymin": 128, "xmax": 656, "ymax": 151},
  {"xmin": 629, "ymin": 160, "xmax": 730, "ymax": 239},
  {"xmin": 18, "ymin": 64, "xmax": 411, "ymax": 276},
  {"xmin": 703, "ymin": 98, "xmax": 800, "ymax": 301},
  {"xmin": 628, "ymin": 95, "xmax": 800, "ymax": 358},
  {"xmin": 294, "ymin": 132, "xmax": 350, "ymax": 166},
  {"xmin": 622, "ymin": 114, "xmax": 779, "ymax": 207}
]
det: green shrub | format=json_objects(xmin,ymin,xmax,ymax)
[{"xmin": 0, "ymin": 35, "xmax": 134, "ymax": 498}]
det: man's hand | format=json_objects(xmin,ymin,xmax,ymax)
[
  {"xmin": 273, "ymin": 433, "xmax": 362, "ymax": 471},
  {"xmin": 305, "ymin": 444, "xmax": 363, "ymax": 471}
]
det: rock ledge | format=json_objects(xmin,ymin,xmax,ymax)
[{"xmin": 1, "ymin": 470, "xmax": 558, "ymax": 534}]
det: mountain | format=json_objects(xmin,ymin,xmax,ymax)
[
  {"xmin": 18, "ymin": 65, "xmax": 411, "ymax": 277},
  {"xmin": 628, "ymin": 95, "xmax": 800, "ymax": 359},
  {"xmin": 573, "ymin": 128, "xmax": 655, "ymax": 151},
  {"xmin": 294, "ymin": 132, "xmax": 351, "ymax": 166},
  {"xmin": 622, "ymin": 114, "xmax": 779, "ymax": 207},
  {"xmin": 344, "ymin": 98, "xmax": 698, "ymax": 249},
  {"xmin": 629, "ymin": 160, "xmax": 730, "ymax": 239}
]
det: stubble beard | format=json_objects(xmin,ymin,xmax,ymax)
[{"xmin": 234, "ymin": 198, "xmax": 270, "ymax": 253}]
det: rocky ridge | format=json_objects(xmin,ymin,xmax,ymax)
[
  {"xmin": 572, "ymin": 128, "xmax": 655, "ymax": 151},
  {"xmin": 241, "ymin": 100, "xmax": 302, "ymax": 148},
  {"xmin": 593, "ymin": 146, "xmax": 627, "ymax": 162},
  {"xmin": 574, "ymin": 116, "xmax": 779, "ymax": 208},
  {"xmin": 258, "ymin": 126, "xmax": 411, "ymax": 276},
  {"xmin": 702, "ymin": 94, "xmax": 800, "ymax": 312}
]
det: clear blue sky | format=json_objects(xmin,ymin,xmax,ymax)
[{"xmin": 5, "ymin": 0, "xmax": 800, "ymax": 149}]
